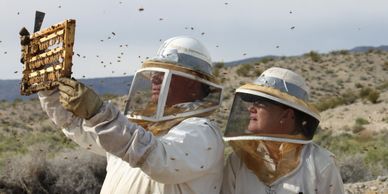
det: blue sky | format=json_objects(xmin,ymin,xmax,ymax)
[{"xmin": 1, "ymin": 0, "xmax": 388, "ymax": 79}]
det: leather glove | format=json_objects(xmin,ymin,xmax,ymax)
[
  {"xmin": 58, "ymin": 77, "xmax": 103, "ymax": 119},
  {"xmin": 19, "ymin": 27, "xmax": 30, "ymax": 45},
  {"xmin": 19, "ymin": 27, "xmax": 30, "ymax": 64}
]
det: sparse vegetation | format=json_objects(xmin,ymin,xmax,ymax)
[
  {"xmin": 355, "ymin": 83, "xmax": 363, "ymax": 88},
  {"xmin": 214, "ymin": 62, "xmax": 225, "ymax": 69},
  {"xmin": 377, "ymin": 81, "xmax": 388, "ymax": 90},
  {"xmin": 259, "ymin": 57, "xmax": 274, "ymax": 64},
  {"xmin": 383, "ymin": 61, "xmax": 388, "ymax": 71},
  {"xmin": 330, "ymin": 50, "xmax": 349, "ymax": 55},
  {"xmin": 306, "ymin": 51, "xmax": 322, "ymax": 62},
  {"xmin": 213, "ymin": 67, "xmax": 220, "ymax": 77},
  {"xmin": 213, "ymin": 62, "xmax": 225, "ymax": 77},
  {"xmin": 352, "ymin": 117, "xmax": 369, "ymax": 133},
  {"xmin": 355, "ymin": 117, "xmax": 369, "ymax": 125},
  {"xmin": 359, "ymin": 87, "xmax": 380, "ymax": 103},
  {"xmin": 101, "ymin": 93, "xmax": 119, "ymax": 101},
  {"xmin": 314, "ymin": 90, "xmax": 357, "ymax": 111},
  {"xmin": 314, "ymin": 130, "xmax": 388, "ymax": 183},
  {"xmin": 0, "ymin": 148, "xmax": 106, "ymax": 194},
  {"xmin": 367, "ymin": 90, "xmax": 380, "ymax": 103},
  {"xmin": 236, "ymin": 64, "xmax": 255, "ymax": 77}
]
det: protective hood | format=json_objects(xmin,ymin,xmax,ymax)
[
  {"xmin": 124, "ymin": 61, "xmax": 222, "ymax": 125},
  {"xmin": 224, "ymin": 67, "xmax": 320, "ymax": 144}
]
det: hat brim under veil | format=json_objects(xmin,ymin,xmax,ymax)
[
  {"xmin": 124, "ymin": 61, "xmax": 223, "ymax": 123},
  {"xmin": 223, "ymin": 83, "xmax": 320, "ymax": 144}
]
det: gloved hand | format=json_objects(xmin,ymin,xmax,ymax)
[
  {"xmin": 19, "ymin": 27, "xmax": 30, "ymax": 64},
  {"xmin": 58, "ymin": 77, "xmax": 103, "ymax": 119},
  {"xmin": 19, "ymin": 27, "xmax": 30, "ymax": 45}
]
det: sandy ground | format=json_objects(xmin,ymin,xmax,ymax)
[{"xmin": 320, "ymin": 90, "xmax": 388, "ymax": 135}]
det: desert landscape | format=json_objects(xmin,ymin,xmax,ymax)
[{"xmin": 0, "ymin": 49, "xmax": 387, "ymax": 193}]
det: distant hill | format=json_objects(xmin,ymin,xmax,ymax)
[
  {"xmin": 223, "ymin": 56, "xmax": 278, "ymax": 67},
  {"xmin": 0, "ymin": 76, "xmax": 133, "ymax": 101},
  {"xmin": 2, "ymin": 44, "xmax": 387, "ymax": 101},
  {"xmin": 349, "ymin": 45, "xmax": 388, "ymax": 52},
  {"xmin": 221, "ymin": 45, "xmax": 388, "ymax": 67}
]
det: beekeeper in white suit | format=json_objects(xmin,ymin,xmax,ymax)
[
  {"xmin": 221, "ymin": 67, "xmax": 344, "ymax": 194},
  {"xmin": 38, "ymin": 36, "xmax": 224, "ymax": 194}
]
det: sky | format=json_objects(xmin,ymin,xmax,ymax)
[{"xmin": 1, "ymin": 0, "xmax": 388, "ymax": 80}]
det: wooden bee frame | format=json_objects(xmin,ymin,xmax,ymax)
[{"xmin": 20, "ymin": 19, "xmax": 76, "ymax": 95}]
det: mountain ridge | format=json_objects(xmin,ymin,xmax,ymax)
[
  {"xmin": 1, "ymin": 44, "xmax": 387, "ymax": 101},
  {"xmin": 0, "ymin": 76, "xmax": 133, "ymax": 101}
]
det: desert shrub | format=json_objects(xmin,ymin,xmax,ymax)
[
  {"xmin": 101, "ymin": 93, "xmax": 118, "ymax": 101},
  {"xmin": 325, "ymin": 69, "xmax": 334, "ymax": 74},
  {"xmin": 336, "ymin": 79, "xmax": 344, "ymax": 86},
  {"xmin": 330, "ymin": 50, "xmax": 349, "ymax": 55},
  {"xmin": 377, "ymin": 81, "xmax": 388, "ymax": 90},
  {"xmin": 314, "ymin": 130, "xmax": 388, "ymax": 182},
  {"xmin": 354, "ymin": 83, "xmax": 363, "ymax": 88},
  {"xmin": 340, "ymin": 90, "xmax": 357, "ymax": 103},
  {"xmin": 352, "ymin": 124, "xmax": 365, "ymax": 133},
  {"xmin": 254, "ymin": 68, "xmax": 262, "ymax": 76},
  {"xmin": 260, "ymin": 57, "xmax": 274, "ymax": 64},
  {"xmin": 383, "ymin": 117, "xmax": 388, "ymax": 123},
  {"xmin": 314, "ymin": 97, "xmax": 342, "ymax": 111},
  {"xmin": 213, "ymin": 62, "xmax": 225, "ymax": 77},
  {"xmin": 363, "ymin": 132, "xmax": 388, "ymax": 168},
  {"xmin": 367, "ymin": 48, "xmax": 376, "ymax": 54},
  {"xmin": 236, "ymin": 64, "xmax": 254, "ymax": 77},
  {"xmin": 339, "ymin": 50, "xmax": 349, "ymax": 55},
  {"xmin": 306, "ymin": 51, "xmax": 321, "ymax": 62},
  {"xmin": 314, "ymin": 90, "xmax": 357, "ymax": 111},
  {"xmin": 213, "ymin": 67, "xmax": 220, "ymax": 77},
  {"xmin": 359, "ymin": 88, "xmax": 373, "ymax": 98},
  {"xmin": 0, "ymin": 147, "xmax": 106, "ymax": 194},
  {"xmin": 383, "ymin": 61, "xmax": 388, "ymax": 71},
  {"xmin": 355, "ymin": 117, "xmax": 369, "ymax": 126},
  {"xmin": 339, "ymin": 154, "xmax": 372, "ymax": 183},
  {"xmin": 47, "ymin": 150, "xmax": 106, "ymax": 194},
  {"xmin": 11, "ymin": 98, "xmax": 22, "ymax": 108},
  {"xmin": 367, "ymin": 90, "xmax": 380, "ymax": 103},
  {"xmin": 0, "ymin": 130, "xmax": 76, "ymax": 170},
  {"xmin": 214, "ymin": 62, "xmax": 225, "ymax": 69},
  {"xmin": 39, "ymin": 120, "xmax": 57, "ymax": 133},
  {"xmin": 359, "ymin": 87, "xmax": 380, "ymax": 103}
]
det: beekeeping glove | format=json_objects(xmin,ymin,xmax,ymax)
[
  {"xmin": 19, "ymin": 27, "xmax": 30, "ymax": 64},
  {"xmin": 58, "ymin": 77, "xmax": 103, "ymax": 119}
]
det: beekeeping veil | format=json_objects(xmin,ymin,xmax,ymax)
[
  {"xmin": 224, "ymin": 67, "xmax": 320, "ymax": 185},
  {"xmin": 124, "ymin": 36, "xmax": 222, "ymax": 135}
]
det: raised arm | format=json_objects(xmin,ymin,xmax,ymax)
[
  {"xmin": 38, "ymin": 88, "xmax": 105, "ymax": 156},
  {"xmin": 42, "ymin": 78, "xmax": 224, "ymax": 184}
]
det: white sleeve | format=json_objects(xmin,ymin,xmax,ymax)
[
  {"xmin": 38, "ymin": 89, "xmax": 80, "ymax": 129},
  {"xmin": 317, "ymin": 156, "xmax": 345, "ymax": 194},
  {"xmin": 82, "ymin": 101, "xmax": 157, "ymax": 166},
  {"xmin": 139, "ymin": 118, "xmax": 224, "ymax": 184},
  {"xmin": 221, "ymin": 153, "xmax": 238, "ymax": 194},
  {"xmin": 38, "ymin": 89, "xmax": 106, "ymax": 156},
  {"xmin": 41, "ymin": 89, "xmax": 223, "ymax": 184},
  {"xmin": 39, "ymin": 89, "xmax": 153, "ymax": 159}
]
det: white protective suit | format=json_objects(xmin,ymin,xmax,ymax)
[
  {"xmin": 39, "ymin": 89, "xmax": 224, "ymax": 194},
  {"xmin": 221, "ymin": 143, "xmax": 344, "ymax": 194}
]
